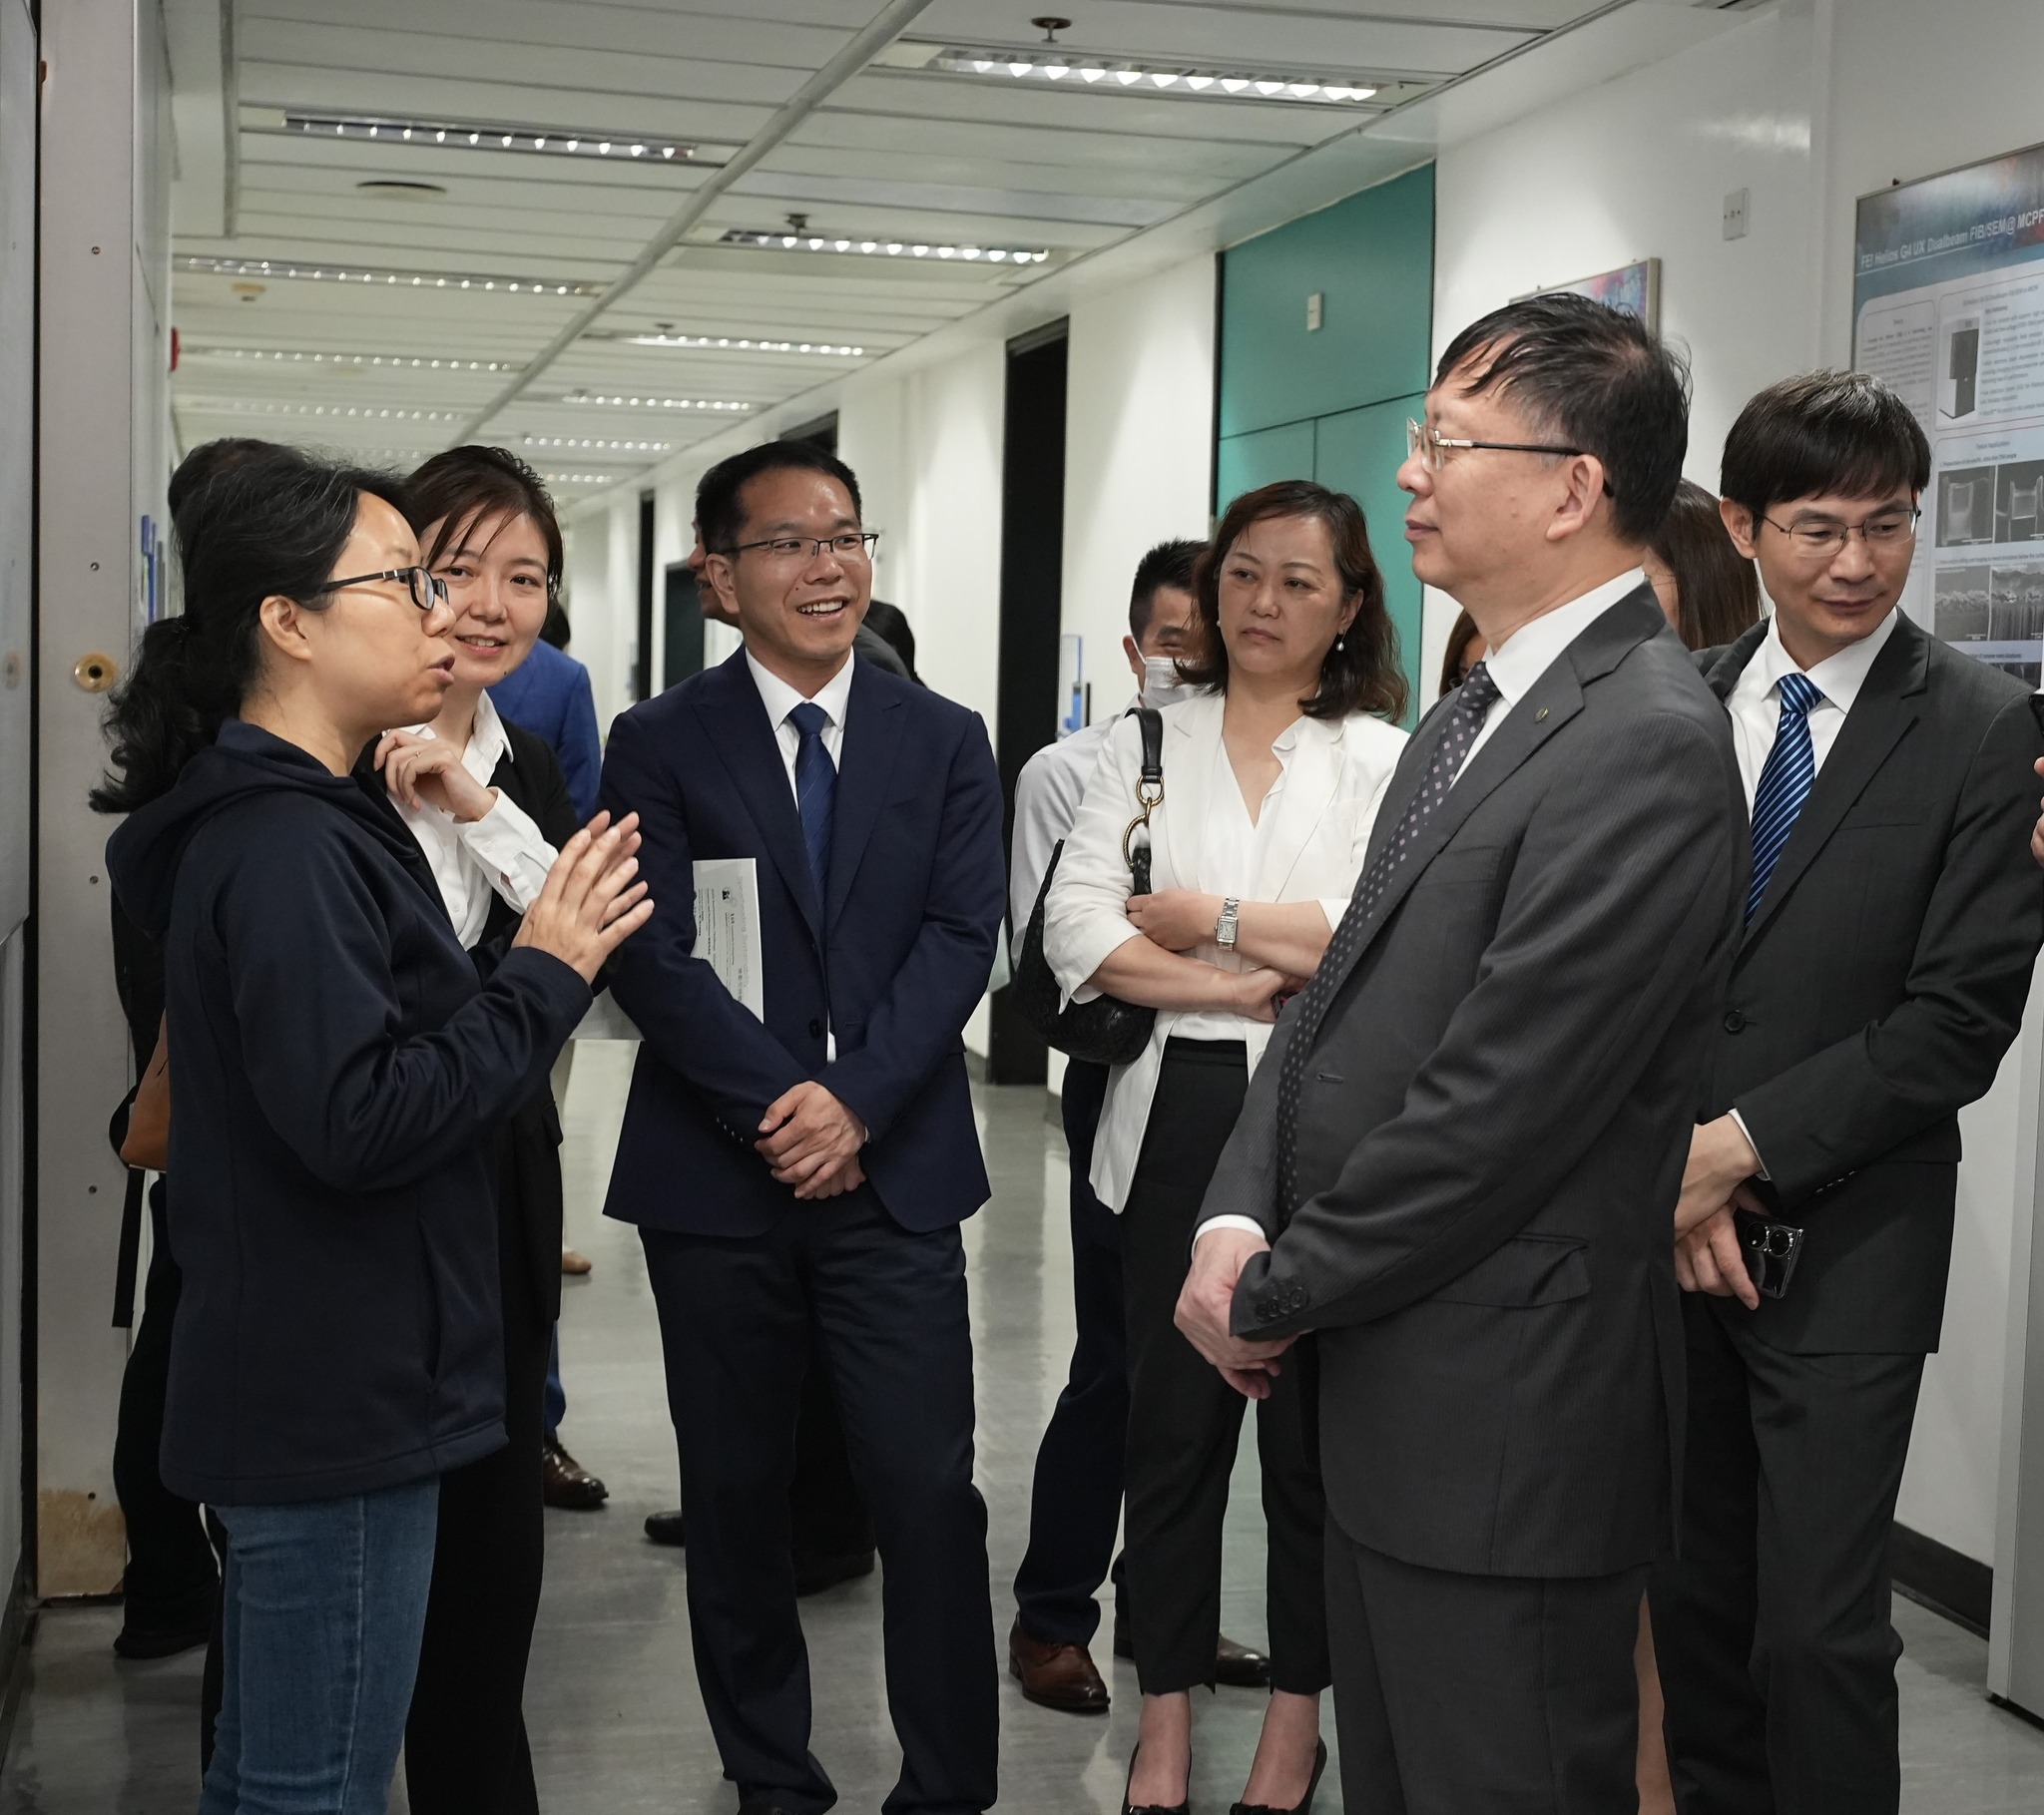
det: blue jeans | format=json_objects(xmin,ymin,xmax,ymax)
[{"xmin": 200, "ymin": 1478, "xmax": 440, "ymax": 1815}]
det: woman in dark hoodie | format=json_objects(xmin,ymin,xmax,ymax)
[{"xmin": 98, "ymin": 442, "xmax": 651, "ymax": 1813}]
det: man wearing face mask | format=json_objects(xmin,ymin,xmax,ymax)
[{"xmin": 1007, "ymin": 539, "xmax": 1274, "ymax": 1712}]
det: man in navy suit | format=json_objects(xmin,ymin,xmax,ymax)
[{"xmin": 600, "ymin": 441, "xmax": 1004, "ymax": 1815}]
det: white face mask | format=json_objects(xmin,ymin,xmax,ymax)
[{"xmin": 1141, "ymin": 655, "xmax": 1196, "ymax": 708}]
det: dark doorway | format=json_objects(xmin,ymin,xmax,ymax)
[
  {"xmin": 988, "ymin": 319, "xmax": 1069, "ymax": 1087},
  {"xmin": 633, "ymin": 491, "xmax": 656, "ymax": 702},
  {"xmin": 780, "ymin": 412, "xmax": 839, "ymax": 456},
  {"xmin": 663, "ymin": 561, "xmax": 706, "ymax": 691}
]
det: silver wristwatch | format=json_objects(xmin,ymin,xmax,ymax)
[{"xmin": 1215, "ymin": 896, "xmax": 1241, "ymax": 950}]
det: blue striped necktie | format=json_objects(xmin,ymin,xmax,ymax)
[
  {"xmin": 1747, "ymin": 671, "xmax": 1823, "ymax": 922},
  {"xmin": 787, "ymin": 700, "xmax": 835, "ymax": 897}
]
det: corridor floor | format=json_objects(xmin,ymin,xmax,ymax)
[{"xmin": 5, "ymin": 1042, "xmax": 2044, "ymax": 1813}]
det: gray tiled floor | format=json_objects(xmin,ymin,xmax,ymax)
[{"xmin": 6, "ymin": 1042, "xmax": 2044, "ymax": 1812}]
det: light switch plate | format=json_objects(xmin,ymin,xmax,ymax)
[
  {"xmin": 1723, "ymin": 188, "xmax": 1750, "ymax": 240},
  {"xmin": 1306, "ymin": 290, "xmax": 1323, "ymax": 331}
]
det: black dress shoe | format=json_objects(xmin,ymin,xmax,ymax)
[
  {"xmin": 1114, "ymin": 1607, "xmax": 1272, "ymax": 1687},
  {"xmin": 644, "ymin": 1508, "xmax": 686, "ymax": 1547},
  {"xmin": 794, "ymin": 1546, "xmax": 875, "ymax": 1596},
  {"xmin": 736, "ymin": 1803, "xmax": 798, "ymax": 1815},
  {"xmin": 1123, "ymin": 1743, "xmax": 1192, "ymax": 1815},
  {"xmin": 113, "ymin": 1619, "xmax": 212, "ymax": 1660},
  {"xmin": 1229, "ymin": 1739, "xmax": 1326, "ymax": 1815},
  {"xmin": 541, "ymin": 1440, "xmax": 609, "ymax": 1510}
]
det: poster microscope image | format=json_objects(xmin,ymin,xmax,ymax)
[{"xmin": 1854, "ymin": 143, "xmax": 2044, "ymax": 684}]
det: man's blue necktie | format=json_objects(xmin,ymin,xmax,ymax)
[
  {"xmin": 788, "ymin": 700, "xmax": 835, "ymax": 898},
  {"xmin": 1746, "ymin": 671, "xmax": 1823, "ymax": 923}
]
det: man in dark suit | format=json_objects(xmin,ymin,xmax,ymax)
[
  {"xmin": 601, "ymin": 441, "xmax": 1005, "ymax": 1815},
  {"xmin": 1651, "ymin": 372, "xmax": 2044, "ymax": 1814},
  {"xmin": 1177, "ymin": 292, "xmax": 1749, "ymax": 1813}
]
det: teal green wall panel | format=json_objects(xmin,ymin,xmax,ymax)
[
  {"xmin": 1312, "ymin": 395, "xmax": 1427, "ymax": 720},
  {"xmin": 1214, "ymin": 421, "xmax": 1315, "ymax": 514},
  {"xmin": 1219, "ymin": 164, "xmax": 1434, "ymax": 440}
]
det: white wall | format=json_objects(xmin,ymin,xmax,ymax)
[
  {"xmin": 1060, "ymin": 255, "xmax": 1218, "ymax": 717},
  {"xmin": 1426, "ymin": 0, "xmax": 2044, "ymax": 1570}
]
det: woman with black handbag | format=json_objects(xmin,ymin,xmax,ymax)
[{"xmin": 1044, "ymin": 481, "xmax": 1407, "ymax": 1815}]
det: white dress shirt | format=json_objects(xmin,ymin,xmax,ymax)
[
  {"xmin": 393, "ymin": 691, "xmax": 555, "ymax": 952},
  {"xmin": 1715, "ymin": 600, "xmax": 1899, "ymax": 1173},
  {"xmin": 1196, "ymin": 567, "xmax": 1648, "ymax": 1249},
  {"xmin": 746, "ymin": 648, "xmax": 853, "ymax": 803},
  {"xmin": 1010, "ymin": 706, "xmax": 1127, "ymax": 943},
  {"xmin": 743, "ymin": 647, "xmax": 855, "ymax": 1064}
]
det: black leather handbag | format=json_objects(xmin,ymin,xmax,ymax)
[{"xmin": 1010, "ymin": 706, "xmax": 1164, "ymax": 1067}]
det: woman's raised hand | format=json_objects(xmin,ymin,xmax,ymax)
[
  {"xmin": 374, "ymin": 729, "xmax": 497, "ymax": 823},
  {"xmin": 511, "ymin": 811, "xmax": 654, "ymax": 982}
]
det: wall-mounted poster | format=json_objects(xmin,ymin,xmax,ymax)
[
  {"xmin": 1853, "ymin": 143, "xmax": 2044, "ymax": 684},
  {"xmin": 1525, "ymin": 258, "xmax": 1660, "ymax": 332}
]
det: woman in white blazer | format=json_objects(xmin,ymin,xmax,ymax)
[{"xmin": 1045, "ymin": 481, "xmax": 1408, "ymax": 1815}]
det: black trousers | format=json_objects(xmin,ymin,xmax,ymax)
[
  {"xmin": 112, "ymin": 1183, "xmax": 220, "ymax": 1639},
  {"xmin": 1013, "ymin": 1058, "xmax": 1127, "ymax": 1647},
  {"xmin": 1326, "ymin": 1523, "xmax": 1644, "ymax": 1813},
  {"xmin": 643, "ymin": 1189, "xmax": 998, "ymax": 1815},
  {"xmin": 404, "ymin": 1174, "xmax": 555, "ymax": 1815},
  {"xmin": 1122, "ymin": 1040, "xmax": 1327, "ymax": 1696},
  {"xmin": 1649, "ymin": 1295, "xmax": 1925, "ymax": 1815}
]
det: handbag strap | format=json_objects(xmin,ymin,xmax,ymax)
[{"xmin": 1120, "ymin": 706, "xmax": 1166, "ymax": 880}]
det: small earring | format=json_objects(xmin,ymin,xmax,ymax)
[{"xmin": 1334, "ymin": 633, "xmax": 1346, "ymax": 651}]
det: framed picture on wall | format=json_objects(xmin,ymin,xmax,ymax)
[{"xmin": 1519, "ymin": 257, "xmax": 1661, "ymax": 332}]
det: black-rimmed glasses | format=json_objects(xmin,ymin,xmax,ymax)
[
  {"xmin": 305, "ymin": 566, "xmax": 449, "ymax": 612},
  {"xmin": 722, "ymin": 532, "xmax": 880, "ymax": 564}
]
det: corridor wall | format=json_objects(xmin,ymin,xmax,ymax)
[{"xmin": 1216, "ymin": 165, "xmax": 1434, "ymax": 719}]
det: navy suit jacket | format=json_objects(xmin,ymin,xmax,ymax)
[
  {"xmin": 598, "ymin": 649, "xmax": 1005, "ymax": 1236},
  {"xmin": 489, "ymin": 640, "xmax": 603, "ymax": 819}
]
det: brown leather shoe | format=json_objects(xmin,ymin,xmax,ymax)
[
  {"xmin": 541, "ymin": 1439, "xmax": 609, "ymax": 1509},
  {"xmin": 1009, "ymin": 1616, "xmax": 1110, "ymax": 1714},
  {"xmin": 1114, "ymin": 1608, "xmax": 1272, "ymax": 1687}
]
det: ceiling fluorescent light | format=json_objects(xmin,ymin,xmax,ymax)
[
  {"xmin": 609, "ymin": 330, "xmax": 858, "ymax": 355},
  {"xmin": 569, "ymin": 393, "xmax": 755, "ymax": 411},
  {"xmin": 177, "ymin": 255, "xmax": 605, "ymax": 297},
  {"xmin": 522, "ymin": 435, "xmax": 675, "ymax": 452},
  {"xmin": 183, "ymin": 346, "xmax": 523, "ymax": 373},
  {"xmin": 274, "ymin": 112, "xmax": 729, "ymax": 169},
  {"xmin": 175, "ymin": 400, "xmax": 467, "ymax": 421},
  {"xmin": 920, "ymin": 48, "xmax": 1378, "ymax": 106},
  {"xmin": 717, "ymin": 228, "xmax": 1048, "ymax": 264}
]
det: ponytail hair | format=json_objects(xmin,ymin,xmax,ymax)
[{"xmin": 90, "ymin": 441, "xmax": 407, "ymax": 814}]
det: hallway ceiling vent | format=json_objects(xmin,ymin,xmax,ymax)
[
  {"xmin": 716, "ymin": 229, "xmax": 1049, "ymax": 264},
  {"xmin": 272, "ymin": 113, "xmax": 732, "ymax": 169},
  {"xmin": 913, "ymin": 47, "xmax": 1381, "ymax": 106}
]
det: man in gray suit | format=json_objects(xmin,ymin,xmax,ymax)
[{"xmin": 1177, "ymin": 292, "xmax": 1749, "ymax": 1812}]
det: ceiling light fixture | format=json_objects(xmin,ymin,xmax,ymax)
[
  {"xmin": 618, "ymin": 332, "xmax": 865, "ymax": 356},
  {"xmin": 276, "ymin": 112, "xmax": 727, "ymax": 169},
  {"xmin": 540, "ymin": 472, "xmax": 628, "ymax": 486},
  {"xmin": 175, "ymin": 400, "xmax": 467, "ymax": 421},
  {"xmin": 522, "ymin": 435, "xmax": 676, "ymax": 452},
  {"xmin": 566, "ymin": 393, "xmax": 754, "ymax": 412},
  {"xmin": 177, "ymin": 255, "xmax": 606, "ymax": 296},
  {"xmin": 181, "ymin": 345, "xmax": 523, "ymax": 373},
  {"xmin": 717, "ymin": 228, "xmax": 1049, "ymax": 264},
  {"xmin": 924, "ymin": 48, "xmax": 1378, "ymax": 105}
]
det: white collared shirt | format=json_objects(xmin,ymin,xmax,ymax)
[
  {"xmin": 393, "ymin": 691, "xmax": 556, "ymax": 951},
  {"xmin": 1010, "ymin": 703, "xmax": 1131, "ymax": 943},
  {"xmin": 745, "ymin": 648, "xmax": 854, "ymax": 805},
  {"xmin": 1459, "ymin": 568, "xmax": 1650, "ymax": 773},
  {"xmin": 1723, "ymin": 602, "xmax": 1899, "ymax": 808}
]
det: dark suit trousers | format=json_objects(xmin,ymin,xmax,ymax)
[
  {"xmin": 1326, "ymin": 1523, "xmax": 1643, "ymax": 1813},
  {"xmin": 1650, "ymin": 1295, "xmax": 1924, "ymax": 1815},
  {"xmin": 113, "ymin": 1184, "xmax": 220, "ymax": 1637},
  {"xmin": 1013, "ymin": 1058, "xmax": 1127, "ymax": 1646},
  {"xmin": 405, "ymin": 1157, "xmax": 553, "ymax": 1815},
  {"xmin": 1123, "ymin": 1040, "xmax": 1327, "ymax": 1695},
  {"xmin": 642, "ymin": 1190, "xmax": 998, "ymax": 1815}
]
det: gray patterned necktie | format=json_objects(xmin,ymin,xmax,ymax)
[{"xmin": 1274, "ymin": 661, "xmax": 1503, "ymax": 1214}]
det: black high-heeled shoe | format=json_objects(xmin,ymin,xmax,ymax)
[
  {"xmin": 1123, "ymin": 1742, "xmax": 1193, "ymax": 1815},
  {"xmin": 1228, "ymin": 1737, "xmax": 1326, "ymax": 1815}
]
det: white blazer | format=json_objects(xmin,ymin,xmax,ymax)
[{"xmin": 1044, "ymin": 690, "xmax": 1406, "ymax": 1211}]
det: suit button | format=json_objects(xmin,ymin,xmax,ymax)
[
  {"xmin": 1724, "ymin": 1009, "xmax": 1747, "ymax": 1034},
  {"xmin": 808, "ymin": 1019, "xmax": 824, "ymax": 1038}
]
